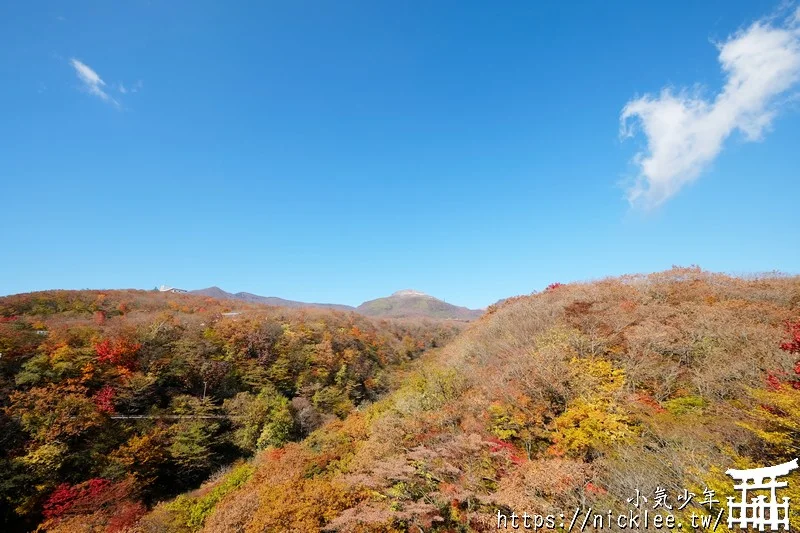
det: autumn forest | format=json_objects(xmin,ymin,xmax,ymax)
[{"xmin": 1, "ymin": 268, "xmax": 799, "ymax": 532}]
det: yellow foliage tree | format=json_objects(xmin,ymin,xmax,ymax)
[{"xmin": 551, "ymin": 358, "xmax": 634, "ymax": 458}]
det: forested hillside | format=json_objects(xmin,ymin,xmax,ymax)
[
  {"xmin": 112, "ymin": 268, "xmax": 800, "ymax": 533},
  {"xmin": 357, "ymin": 291, "xmax": 482, "ymax": 321},
  {"xmin": 0, "ymin": 290, "xmax": 462, "ymax": 531}
]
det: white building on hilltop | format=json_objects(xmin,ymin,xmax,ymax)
[{"xmin": 158, "ymin": 285, "xmax": 187, "ymax": 294}]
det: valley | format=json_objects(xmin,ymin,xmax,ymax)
[{"xmin": 4, "ymin": 268, "xmax": 798, "ymax": 531}]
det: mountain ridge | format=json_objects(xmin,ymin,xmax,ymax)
[
  {"xmin": 189, "ymin": 286, "xmax": 356, "ymax": 312},
  {"xmin": 189, "ymin": 286, "xmax": 482, "ymax": 320}
]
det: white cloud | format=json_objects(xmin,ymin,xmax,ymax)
[
  {"xmin": 620, "ymin": 9, "xmax": 800, "ymax": 208},
  {"xmin": 116, "ymin": 80, "xmax": 143, "ymax": 95},
  {"xmin": 69, "ymin": 58, "xmax": 119, "ymax": 107}
]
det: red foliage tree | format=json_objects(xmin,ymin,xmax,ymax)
[
  {"xmin": 779, "ymin": 320, "xmax": 800, "ymax": 389},
  {"xmin": 546, "ymin": 282, "xmax": 565, "ymax": 291},
  {"xmin": 779, "ymin": 319, "xmax": 800, "ymax": 355},
  {"xmin": 487, "ymin": 437, "xmax": 524, "ymax": 465},
  {"xmin": 766, "ymin": 371, "xmax": 785, "ymax": 391},
  {"xmin": 94, "ymin": 338, "xmax": 141, "ymax": 369},
  {"xmin": 43, "ymin": 484, "xmax": 79, "ymax": 519},
  {"xmin": 43, "ymin": 478, "xmax": 133, "ymax": 521},
  {"xmin": 634, "ymin": 392, "xmax": 667, "ymax": 413},
  {"xmin": 106, "ymin": 501, "xmax": 146, "ymax": 532},
  {"xmin": 766, "ymin": 320, "xmax": 800, "ymax": 390},
  {"xmin": 94, "ymin": 385, "xmax": 116, "ymax": 414},
  {"xmin": 586, "ymin": 482, "xmax": 608, "ymax": 495}
]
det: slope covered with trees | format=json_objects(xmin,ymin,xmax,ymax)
[
  {"xmin": 357, "ymin": 290, "xmax": 482, "ymax": 321},
  {"xmin": 121, "ymin": 268, "xmax": 800, "ymax": 533},
  {"xmin": 0, "ymin": 290, "xmax": 462, "ymax": 531}
]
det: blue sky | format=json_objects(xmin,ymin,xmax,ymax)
[{"xmin": 1, "ymin": 1, "xmax": 799, "ymax": 309}]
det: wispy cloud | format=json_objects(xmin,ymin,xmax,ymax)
[
  {"xmin": 116, "ymin": 80, "xmax": 143, "ymax": 95},
  {"xmin": 620, "ymin": 7, "xmax": 800, "ymax": 208},
  {"xmin": 69, "ymin": 58, "xmax": 119, "ymax": 107}
]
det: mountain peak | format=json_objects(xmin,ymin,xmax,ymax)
[
  {"xmin": 358, "ymin": 290, "xmax": 481, "ymax": 320},
  {"xmin": 391, "ymin": 289, "xmax": 429, "ymax": 297}
]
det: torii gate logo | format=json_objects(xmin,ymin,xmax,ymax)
[{"xmin": 726, "ymin": 458, "xmax": 798, "ymax": 531}]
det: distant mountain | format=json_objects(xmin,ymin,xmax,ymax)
[
  {"xmin": 189, "ymin": 287, "xmax": 355, "ymax": 312},
  {"xmin": 189, "ymin": 287, "xmax": 483, "ymax": 320},
  {"xmin": 356, "ymin": 289, "xmax": 483, "ymax": 320}
]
